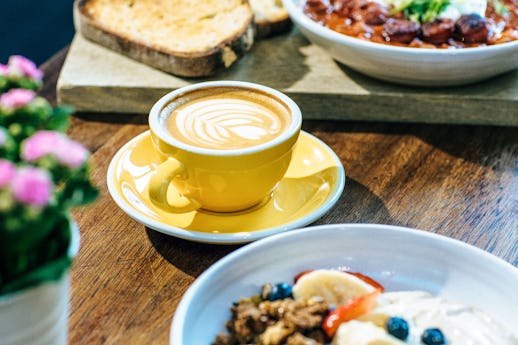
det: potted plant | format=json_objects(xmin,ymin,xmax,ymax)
[{"xmin": 0, "ymin": 55, "xmax": 98, "ymax": 345}]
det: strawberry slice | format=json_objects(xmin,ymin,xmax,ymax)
[
  {"xmin": 345, "ymin": 271, "xmax": 384, "ymax": 292},
  {"xmin": 322, "ymin": 289, "xmax": 381, "ymax": 338}
]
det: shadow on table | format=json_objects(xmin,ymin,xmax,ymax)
[
  {"xmin": 146, "ymin": 228, "xmax": 241, "ymax": 277},
  {"xmin": 315, "ymin": 177, "xmax": 393, "ymax": 225},
  {"xmin": 74, "ymin": 112, "xmax": 148, "ymax": 125},
  {"xmin": 145, "ymin": 177, "xmax": 391, "ymax": 277},
  {"xmin": 303, "ymin": 120, "xmax": 517, "ymax": 167},
  {"xmin": 203, "ymin": 29, "xmax": 311, "ymax": 90}
]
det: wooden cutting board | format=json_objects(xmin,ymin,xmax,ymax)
[{"xmin": 57, "ymin": 31, "xmax": 518, "ymax": 126}]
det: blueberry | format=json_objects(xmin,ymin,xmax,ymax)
[
  {"xmin": 276, "ymin": 283, "xmax": 293, "ymax": 298},
  {"xmin": 421, "ymin": 328, "xmax": 447, "ymax": 345},
  {"xmin": 386, "ymin": 317, "xmax": 409, "ymax": 341},
  {"xmin": 269, "ymin": 282, "xmax": 293, "ymax": 300}
]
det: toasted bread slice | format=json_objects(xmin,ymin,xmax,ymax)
[
  {"xmin": 250, "ymin": 0, "xmax": 292, "ymax": 38},
  {"xmin": 74, "ymin": 0, "xmax": 254, "ymax": 77}
]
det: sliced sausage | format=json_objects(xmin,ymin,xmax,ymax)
[
  {"xmin": 305, "ymin": 0, "xmax": 330, "ymax": 14},
  {"xmin": 421, "ymin": 18, "xmax": 454, "ymax": 44},
  {"xmin": 361, "ymin": 2, "xmax": 389, "ymax": 25},
  {"xmin": 331, "ymin": 0, "xmax": 356, "ymax": 17},
  {"xmin": 454, "ymin": 14, "xmax": 489, "ymax": 43},
  {"xmin": 382, "ymin": 18, "xmax": 420, "ymax": 44}
]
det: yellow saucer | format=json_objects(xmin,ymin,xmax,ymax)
[{"xmin": 107, "ymin": 131, "xmax": 345, "ymax": 244}]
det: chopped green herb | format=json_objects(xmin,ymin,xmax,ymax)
[
  {"xmin": 390, "ymin": 0, "xmax": 451, "ymax": 24},
  {"xmin": 490, "ymin": 0, "xmax": 509, "ymax": 16}
]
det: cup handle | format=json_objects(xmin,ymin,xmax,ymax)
[{"xmin": 148, "ymin": 157, "xmax": 201, "ymax": 213}]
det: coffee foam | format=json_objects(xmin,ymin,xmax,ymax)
[{"xmin": 164, "ymin": 88, "xmax": 291, "ymax": 150}]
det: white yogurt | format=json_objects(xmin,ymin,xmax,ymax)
[
  {"xmin": 440, "ymin": 0, "xmax": 487, "ymax": 21},
  {"xmin": 349, "ymin": 291, "xmax": 518, "ymax": 345}
]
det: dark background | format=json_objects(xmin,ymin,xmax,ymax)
[{"xmin": 0, "ymin": 1, "xmax": 75, "ymax": 66}]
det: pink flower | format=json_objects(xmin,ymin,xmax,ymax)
[
  {"xmin": 0, "ymin": 64, "xmax": 8, "ymax": 76},
  {"xmin": 8, "ymin": 55, "xmax": 43, "ymax": 80},
  {"xmin": 54, "ymin": 140, "xmax": 89, "ymax": 168},
  {"xmin": 22, "ymin": 131, "xmax": 89, "ymax": 168},
  {"xmin": 21, "ymin": 130, "xmax": 62, "ymax": 161},
  {"xmin": 10, "ymin": 167, "xmax": 53, "ymax": 207},
  {"xmin": 0, "ymin": 159, "xmax": 16, "ymax": 188},
  {"xmin": 0, "ymin": 88, "xmax": 36, "ymax": 110}
]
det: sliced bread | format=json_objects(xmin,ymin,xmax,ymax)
[
  {"xmin": 73, "ymin": 0, "xmax": 254, "ymax": 77},
  {"xmin": 250, "ymin": 0, "xmax": 292, "ymax": 38}
]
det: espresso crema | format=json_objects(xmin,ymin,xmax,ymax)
[{"xmin": 165, "ymin": 88, "xmax": 291, "ymax": 150}]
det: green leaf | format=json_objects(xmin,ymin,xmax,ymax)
[
  {"xmin": 59, "ymin": 179, "xmax": 99, "ymax": 207},
  {"xmin": 0, "ymin": 215, "xmax": 71, "ymax": 289},
  {"xmin": 0, "ymin": 76, "xmax": 7, "ymax": 92},
  {"xmin": 0, "ymin": 208, "xmax": 60, "ymax": 254},
  {"xmin": 390, "ymin": 0, "xmax": 451, "ymax": 23},
  {"xmin": 0, "ymin": 76, "xmax": 41, "ymax": 93},
  {"xmin": 0, "ymin": 256, "xmax": 71, "ymax": 295},
  {"xmin": 47, "ymin": 106, "xmax": 73, "ymax": 132},
  {"xmin": 490, "ymin": 0, "xmax": 509, "ymax": 16},
  {"xmin": 16, "ymin": 77, "xmax": 42, "ymax": 91}
]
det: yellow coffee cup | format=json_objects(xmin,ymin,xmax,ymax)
[{"xmin": 148, "ymin": 81, "xmax": 302, "ymax": 213}]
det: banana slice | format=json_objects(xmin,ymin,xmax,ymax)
[
  {"xmin": 292, "ymin": 269, "xmax": 376, "ymax": 305},
  {"xmin": 332, "ymin": 320, "xmax": 405, "ymax": 345}
]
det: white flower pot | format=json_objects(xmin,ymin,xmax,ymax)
[
  {"xmin": 0, "ymin": 275, "xmax": 70, "ymax": 345},
  {"xmin": 0, "ymin": 222, "xmax": 79, "ymax": 345}
]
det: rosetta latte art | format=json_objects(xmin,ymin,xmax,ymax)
[{"xmin": 166, "ymin": 90, "xmax": 290, "ymax": 150}]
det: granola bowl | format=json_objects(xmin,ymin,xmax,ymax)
[
  {"xmin": 169, "ymin": 224, "xmax": 518, "ymax": 344},
  {"xmin": 281, "ymin": 0, "xmax": 518, "ymax": 86}
]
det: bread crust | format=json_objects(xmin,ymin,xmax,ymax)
[
  {"xmin": 255, "ymin": 16, "xmax": 292, "ymax": 39},
  {"xmin": 73, "ymin": 0, "xmax": 254, "ymax": 77},
  {"xmin": 249, "ymin": 0, "xmax": 292, "ymax": 39}
]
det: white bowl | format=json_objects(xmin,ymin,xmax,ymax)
[
  {"xmin": 282, "ymin": 0, "xmax": 518, "ymax": 86},
  {"xmin": 170, "ymin": 224, "xmax": 518, "ymax": 344}
]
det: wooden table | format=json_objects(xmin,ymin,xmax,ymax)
[{"xmin": 40, "ymin": 49, "xmax": 517, "ymax": 345}]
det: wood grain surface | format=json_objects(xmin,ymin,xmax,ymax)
[
  {"xmin": 57, "ymin": 33, "xmax": 518, "ymax": 126},
  {"xmin": 41, "ymin": 48, "xmax": 517, "ymax": 345}
]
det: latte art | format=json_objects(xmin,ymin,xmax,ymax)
[{"xmin": 166, "ymin": 89, "xmax": 291, "ymax": 150}]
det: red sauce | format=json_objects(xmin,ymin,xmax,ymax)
[{"xmin": 303, "ymin": 0, "xmax": 518, "ymax": 48}]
